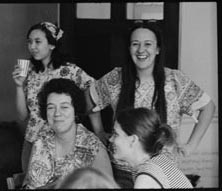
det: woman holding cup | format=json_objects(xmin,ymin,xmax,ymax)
[{"xmin": 12, "ymin": 21, "xmax": 94, "ymax": 173}]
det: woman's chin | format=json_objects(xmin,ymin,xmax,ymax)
[{"xmin": 113, "ymin": 152, "xmax": 124, "ymax": 161}]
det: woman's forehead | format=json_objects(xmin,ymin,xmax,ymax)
[
  {"xmin": 28, "ymin": 29, "xmax": 46, "ymax": 39},
  {"xmin": 131, "ymin": 28, "xmax": 157, "ymax": 41},
  {"xmin": 47, "ymin": 93, "xmax": 72, "ymax": 103}
]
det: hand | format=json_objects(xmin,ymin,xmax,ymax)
[{"xmin": 12, "ymin": 64, "xmax": 26, "ymax": 87}]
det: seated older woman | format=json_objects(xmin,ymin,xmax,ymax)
[
  {"xmin": 109, "ymin": 107, "xmax": 193, "ymax": 189},
  {"xmin": 22, "ymin": 78, "xmax": 113, "ymax": 189}
]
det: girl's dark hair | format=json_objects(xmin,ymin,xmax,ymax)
[
  {"xmin": 116, "ymin": 107, "xmax": 175, "ymax": 157},
  {"xmin": 116, "ymin": 20, "xmax": 167, "ymax": 123},
  {"xmin": 37, "ymin": 78, "xmax": 86, "ymax": 122},
  {"xmin": 27, "ymin": 23, "xmax": 69, "ymax": 73}
]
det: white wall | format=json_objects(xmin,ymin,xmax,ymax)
[
  {"xmin": 0, "ymin": 4, "xmax": 58, "ymax": 122},
  {"xmin": 178, "ymin": 2, "xmax": 218, "ymax": 188},
  {"xmin": 178, "ymin": 2, "xmax": 218, "ymax": 109}
]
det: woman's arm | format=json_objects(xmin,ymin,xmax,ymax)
[
  {"xmin": 16, "ymin": 86, "xmax": 28, "ymax": 121},
  {"xmin": 180, "ymin": 100, "xmax": 215, "ymax": 156},
  {"xmin": 12, "ymin": 65, "xmax": 28, "ymax": 121},
  {"xmin": 84, "ymin": 89, "xmax": 108, "ymax": 145},
  {"xmin": 92, "ymin": 145, "xmax": 113, "ymax": 179}
]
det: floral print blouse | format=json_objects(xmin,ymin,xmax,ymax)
[
  {"xmin": 23, "ymin": 123, "xmax": 104, "ymax": 189},
  {"xmin": 90, "ymin": 67, "xmax": 211, "ymax": 132},
  {"xmin": 23, "ymin": 63, "xmax": 94, "ymax": 143},
  {"xmin": 90, "ymin": 67, "xmax": 211, "ymax": 169}
]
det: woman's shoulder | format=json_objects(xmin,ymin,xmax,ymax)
[
  {"xmin": 58, "ymin": 62, "xmax": 88, "ymax": 71},
  {"xmin": 99, "ymin": 67, "xmax": 122, "ymax": 86},
  {"xmin": 137, "ymin": 157, "xmax": 161, "ymax": 171},
  {"xmin": 164, "ymin": 67, "xmax": 187, "ymax": 76},
  {"xmin": 164, "ymin": 67, "xmax": 179, "ymax": 75},
  {"xmin": 35, "ymin": 129, "xmax": 54, "ymax": 145},
  {"xmin": 76, "ymin": 124, "xmax": 101, "ymax": 145},
  {"xmin": 164, "ymin": 67, "xmax": 190, "ymax": 83},
  {"xmin": 137, "ymin": 153, "xmax": 175, "ymax": 174},
  {"xmin": 100, "ymin": 67, "xmax": 121, "ymax": 77},
  {"xmin": 109, "ymin": 67, "xmax": 122, "ymax": 75},
  {"xmin": 59, "ymin": 62, "xmax": 77, "ymax": 70}
]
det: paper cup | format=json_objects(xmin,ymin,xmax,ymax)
[{"xmin": 17, "ymin": 59, "xmax": 30, "ymax": 77}]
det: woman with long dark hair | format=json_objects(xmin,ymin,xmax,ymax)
[{"xmin": 86, "ymin": 20, "xmax": 215, "ymax": 188}]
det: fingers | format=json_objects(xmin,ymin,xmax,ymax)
[
  {"xmin": 12, "ymin": 65, "xmax": 26, "ymax": 86},
  {"xmin": 12, "ymin": 65, "xmax": 21, "ymax": 77}
]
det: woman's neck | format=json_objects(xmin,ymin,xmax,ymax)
[
  {"xmin": 54, "ymin": 124, "xmax": 77, "ymax": 157},
  {"xmin": 131, "ymin": 152, "xmax": 151, "ymax": 167},
  {"xmin": 42, "ymin": 56, "xmax": 52, "ymax": 70},
  {"xmin": 42, "ymin": 62, "xmax": 53, "ymax": 73},
  {"xmin": 136, "ymin": 67, "xmax": 153, "ymax": 83},
  {"xmin": 55, "ymin": 124, "xmax": 77, "ymax": 144}
]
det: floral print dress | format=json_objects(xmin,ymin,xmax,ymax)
[
  {"xmin": 23, "ymin": 63, "xmax": 94, "ymax": 143},
  {"xmin": 23, "ymin": 123, "xmax": 104, "ymax": 189},
  {"xmin": 89, "ymin": 67, "xmax": 211, "ymax": 171}
]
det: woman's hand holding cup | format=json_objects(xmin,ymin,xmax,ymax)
[{"xmin": 12, "ymin": 59, "xmax": 30, "ymax": 87}]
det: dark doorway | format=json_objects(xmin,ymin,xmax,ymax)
[{"xmin": 60, "ymin": 3, "xmax": 179, "ymax": 79}]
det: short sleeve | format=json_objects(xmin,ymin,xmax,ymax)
[
  {"xmin": 89, "ymin": 67, "xmax": 121, "ymax": 111},
  {"xmin": 61, "ymin": 63, "xmax": 95, "ymax": 90},
  {"xmin": 135, "ymin": 161, "xmax": 170, "ymax": 188},
  {"xmin": 174, "ymin": 70, "xmax": 211, "ymax": 120},
  {"xmin": 24, "ymin": 133, "xmax": 55, "ymax": 189}
]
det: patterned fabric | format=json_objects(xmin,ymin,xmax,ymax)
[
  {"xmin": 90, "ymin": 67, "xmax": 210, "ymax": 131},
  {"xmin": 90, "ymin": 66, "xmax": 211, "ymax": 176},
  {"xmin": 24, "ymin": 123, "xmax": 104, "ymax": 189},
  {"xmin": 134, "ymin": 153, "xmax": 193, "ymax": 188},
  {"xmin": 40, "ymin": 22, "xmax": 63, "ymax": 41},
  {"xmin": 23, "ymin": 62, "xmax": 94, "ymax": 143}
]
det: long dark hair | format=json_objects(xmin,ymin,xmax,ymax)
[
  {"xmin": 26, "ymin": 22, "xmax": 69, "ymax": 73},
  {"xmin": 116, "ymin": 20, "xmax": 167, "ymax": 123},
  {"xmin": 116, "ymin": 107, "xmax": 175, "ymax": 157}
]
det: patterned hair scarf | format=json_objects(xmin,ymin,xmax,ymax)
[{"xmin": 40, "ymin": 22, "xmax": 64, "ymax": 41}]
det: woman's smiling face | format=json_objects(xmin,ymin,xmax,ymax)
[
  {"xmin": 46, "ymin": 93, "xmax": 75, "ymax": 135},
  {"xmin": 130, "ymin": 28, "xmax": 160, "ymax": 72},
  {"xmin": 109, "ymin": 121, "xmax": 133, "ymax": 162}
]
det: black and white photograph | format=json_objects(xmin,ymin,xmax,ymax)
[{"xmin": 0, "ymin": 2, "xmax": 219, "ymax": 189}]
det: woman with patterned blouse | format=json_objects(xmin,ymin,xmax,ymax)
[
  {"xmin": 12, "ymin": 22, "xmax": 94, "ymax": 172},
  {"xmin": 110, "ymin": 107, "xmax": 193, "ymax": 188},
  {"xmin": 85, "ymin": 20, "xmax": 215, "ymax": 188},
  {"xmin": 22, "ymin": 78, "xmax": 113, "ymax": 189}
]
